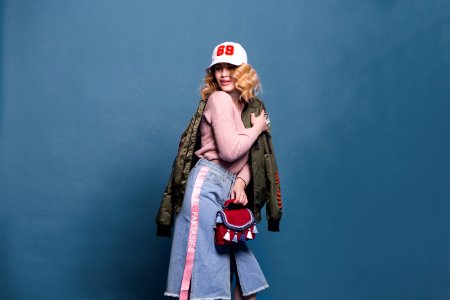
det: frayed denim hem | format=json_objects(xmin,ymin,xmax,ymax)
[
  {"xmin": 164, "ymin": 292, "xmax": 179, "ymax": 298},
  {"xmin": 190, "ymin": 297, "xmax": 230, "ymax": 300},
  {"xmin": 164, "ymin": 291, "xmax": 231, "ymax": 300},
  {"xmin": 242, "ymin": 283, "xmax": 269, "ymax": 297}
]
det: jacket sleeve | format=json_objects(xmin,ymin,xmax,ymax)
[
  {"xmin": 155, "ymin": 120, "xmax": 190, "ymax": 237},
  {"xmin": 261, "ymin": 104, "xmax": 283, "ymax": 232},
  {"xmin": 155, "ymin": 99, "xmax": 207, "ymax": 237},
  {"xmin": 264, "ymin": 135, "xmax": 282, "ymax": 232},
  {"xmin": 155, "ymin": 161, "xmax": 175, "ymax": 237}
]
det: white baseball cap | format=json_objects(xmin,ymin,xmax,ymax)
[{"xmin": 209, "ymin": 42, "xmax": 248, "ymax": 68}]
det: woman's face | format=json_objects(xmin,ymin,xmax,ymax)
[{"xmin": 214, "ymin": 63, "xmax": 237, "ymax": 93}]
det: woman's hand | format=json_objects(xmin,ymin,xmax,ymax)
[
  {"xmin": 231, "ymin": 177, "xmax": 248, "ymax": 206},
  {"xmin": 251, "ymin": 109, "xmax": 268, "ymax": 134}
]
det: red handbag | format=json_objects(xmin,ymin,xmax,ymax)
[{"xmin": 214, "ymin": 199, "xmax": 258, "ymax": 246}]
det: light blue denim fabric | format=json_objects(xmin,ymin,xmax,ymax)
[{"xmin": 165, "ymin": 158, "xmax": 268, "ymax": 299}]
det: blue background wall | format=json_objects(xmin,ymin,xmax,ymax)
[{"xmin": 1, "ymin": 1, "xmax": 450, "ymax": 299}]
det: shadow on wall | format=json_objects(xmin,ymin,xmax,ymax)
[
  {"xmin": 75, "ymin": 154, "xmax": 172, "ymax": 300},
  {"xmin": 0, "ymin": 2, "xmax": 13, "ymax": 299},
  {"xmin": 0, "ymin": 217, "xmax": 17, "ymax": 299},
  {"xmin": 0, "ymin": 0, "xmax": 4, "ymax": 136}
]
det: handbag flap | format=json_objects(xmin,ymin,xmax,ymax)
[{"xmin": 217, "ymin": 208, "xmax": 255, "ymax": 231}]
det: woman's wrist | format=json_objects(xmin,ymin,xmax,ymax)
[
  {"xmin": 252, "ymin": 122, "xmax": 263, "ymax": 135},
  {"xmin": 235, "ymin": 176, "xmax": 247, "ymax": 188}
]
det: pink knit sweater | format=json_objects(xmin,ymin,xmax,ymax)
[{"xmin": 194, "ymin": 91, "xmax": 260, "ymax": 185}]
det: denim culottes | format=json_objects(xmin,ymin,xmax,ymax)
[{"xmin": 165, "ymin": 158, "xmax": 268, "ymax": 300}]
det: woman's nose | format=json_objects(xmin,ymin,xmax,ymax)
[{"xmin": 221, "ymin": 67, "xmax": 230, "ymax": 77}]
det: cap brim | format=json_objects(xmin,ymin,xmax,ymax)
[{"xmin": 209, "ymin": 60, "xmax": 244, "ymax": 68}]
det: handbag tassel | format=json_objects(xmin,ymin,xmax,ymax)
[
  {"xmin": 232, "ymin": 232, "xmax": 238, "ymax": 243},
  {"xmin": 223, "ymin": 230, "xmax": 231, "ymax": 241},
  {"xmin": 216, "ymin": 215, "xmax": 223, "ymax": 223},
  {"xmin": 240, "ymin": 233, "xmax": 246, "ymax": 242}
]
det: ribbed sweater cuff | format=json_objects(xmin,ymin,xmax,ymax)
[
  {"xmin": 268, "ymin": 220, "xmax": 280, "ymax": 232},
  {"xmin": 157, "ymin": 225, "xmax": 172, "ymax": 237}
]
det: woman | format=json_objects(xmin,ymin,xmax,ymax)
[{"xmin": 157, "ymin": 42, "xmax": 282, "ymax": 300}]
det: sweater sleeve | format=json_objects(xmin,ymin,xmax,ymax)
[{"xmin": 204, "ymin": 91, "xmax": 260, "ymax": 162}]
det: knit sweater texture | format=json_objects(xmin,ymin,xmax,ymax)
[{"xmin": 194, "ymin": 91, "xmax": 260, "ymax": 184}]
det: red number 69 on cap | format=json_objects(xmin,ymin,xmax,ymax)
[{"xmin": 216, "ymin": 45, "xmax": 234, "ymax": 56}]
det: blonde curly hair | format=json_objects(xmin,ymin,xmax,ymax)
[{"xmin": 200, "ymin": 63, "xmax": 261, "ymax": 102}]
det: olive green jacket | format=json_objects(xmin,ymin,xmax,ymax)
[{"xmin": 156, "ymin": 98, "xmax": 283, "ymax": 237}]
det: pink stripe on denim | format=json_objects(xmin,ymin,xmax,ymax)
[{"xmin": 179, "ymin": 166, "xmax": 209, "ymax": 300}]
